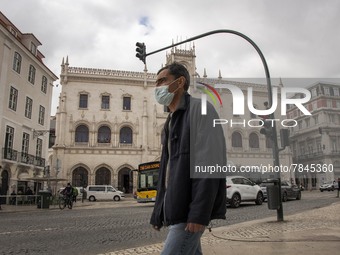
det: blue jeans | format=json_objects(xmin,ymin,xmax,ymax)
[{"xmin": 161, "ymin": 223, "xmax": 204, "ymax": 255}]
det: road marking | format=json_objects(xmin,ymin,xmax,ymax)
[{"xmin": 0, "ymin": 228, "xmax": 58, "ymax": 235}]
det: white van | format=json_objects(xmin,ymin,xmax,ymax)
[{"xmin": 85, "ymin": 185, "xmax": 124, "ymax": 202}]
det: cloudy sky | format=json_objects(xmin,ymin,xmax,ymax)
[{"xmin": 1, "ymin": 0, "xmax": 340, "ymax": 114}]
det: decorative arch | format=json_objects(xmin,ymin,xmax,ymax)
[
  {"xmin": 71, "ymin": 166, "xmax": 89, "ymax": 187},
  {"xmin": 94, "ymin": 166, "xmax": 112, "ymax": 185},
  {"xmin": 266, "ymin": 137, "xmax": 272, "ymax": 148},
  {"xmin": 75, "ymin": 124, "xmax": 89, "ymax": 142},
  {"xmin": 117, "ymin": 122, "xmax": 135, "ymax": 131},
  {"xmin": 120, "ymin": 126, "xmax": 133, "ymax": 144},
  {"xmin": 97, "ymin": 125, "xmax": 111, "ymax": 143},
  {"xmin": 249, "ymin": 132, "xmax": 259, "ymax": 148},
  {"xmin": 73, "ymin": 119, "xmax": 91, "ymax": 129},
  {"xmin": 117, "ymin": 164, "xmax": 134, "ymax": 193},
  {"xmin": 232, "ymin": 131, "xmax": 243, "ymax": 148},
  {"xmin": 95, "ymin": 121, "xmax": 112, "ymax": 130}
]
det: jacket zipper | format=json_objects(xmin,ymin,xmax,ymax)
[
  {"xmin": 163, "ymin": 191, "xmax": 168, "ymax": 226},
  {"xmin": 163, "ymin": 113, "xmax": 172, "ymax": 227}
]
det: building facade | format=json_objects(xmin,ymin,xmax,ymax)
[
  {"xmin": 287, "ymin": 82, "xmax": 340, "ymax": 189},
  {"xmin": 53, "ymin": 46, "xmax": 293, "ymax": 194},
  {"xmin": 0, "ymin": 12, "xmax": 58, "ymax": 198}
]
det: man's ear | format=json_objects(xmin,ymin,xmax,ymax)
[{"xmin": 179, "ymin": 77, "xmax": 185, "ymax": 88}]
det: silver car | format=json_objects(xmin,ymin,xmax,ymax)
[
  {"xmin": 319, "ymin": 182, "xmax": 337, "ymax": 192},
  {"xmin": 260, "ymin": 180, "xmax": 301, "ymax": 202}
]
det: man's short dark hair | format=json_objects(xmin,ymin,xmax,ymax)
[{"xmin": 157, "ymin": 62, "xmax": 190, "ymax": 91}]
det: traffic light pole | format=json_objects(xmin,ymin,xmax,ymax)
[{"xmin": 136, "ymin": 29, "xmax": 283, "ymax": 221}]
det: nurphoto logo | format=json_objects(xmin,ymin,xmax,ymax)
[{"xmin": 199, "ymin": 83, "xmax": 312, "ymax": 128}]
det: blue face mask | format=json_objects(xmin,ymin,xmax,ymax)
[
  {"xmin": 154, "ymin": 79, "xmax": 179, "ymax": 106},
  {"xmin": 154, "ymin": 86, "xmax": 175, "ymax": 106}
]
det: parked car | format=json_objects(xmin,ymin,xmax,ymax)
[
  {"xmin": 260, "ymin": 180, "xmax": 301, "ymax": 202},
  {"xmin": 319, "ymin": 182, "xmax": 337, "ymax": 192},
  {"xmin": 259, "ymin": 183, "xmax": 268, "ymax": 201},
  {"xmin": 85, "ymin": 185, "xmax": 124, "ymax": 201},
  {"xmin": 226, "ymin": 176, "xmax": 264, "ymax": 208},
  {"xmin": 281, "ymin": 181, "xmax": 301, "ymax": 201}
]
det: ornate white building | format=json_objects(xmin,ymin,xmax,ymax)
[
  {"xmin": 0, "ymin": 12, "xmax": 58, "ymax": 197},
  {"xmin": 53, "ymin": 46, "xmax": 293, "ymax": 194}
]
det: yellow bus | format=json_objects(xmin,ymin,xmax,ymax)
[{"xmin": 136, "ymin": 161, "xmax": 160, "ymax": 203}]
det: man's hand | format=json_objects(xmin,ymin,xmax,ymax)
[
  {"xmin": 185, "ymin": 223, "xmax": 205, "ymax": 233},
  {"xmin": 152, "ymin": 225, "xmax": 161, "ymax": 231}
]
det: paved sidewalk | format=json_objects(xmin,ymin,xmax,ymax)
[
  {"xmin": 101, "ymin": 201, "xmax": 340, "ymax": 255},
  {"xmin": 2, "ymin": 193, "xmax": 340, "ymax": 255},
  {"xmin": 0, "ymin": 195, "xmax": 140, "ymax": 212}
]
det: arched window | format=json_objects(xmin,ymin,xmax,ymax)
[
  {"xmin": 120, "ymin": 126, "xmax": 132, "ymax": 144},
  {"xmin": 249, "ymin": 132, "xmax": 259, "ymax": 148},
  {"xmin": 72, "ymin": 167, "xmax": 88, "ymax": 187},
  {"xmin": 95, "ymin": 167, "xmax": 111, "ymax": 185},
  {"xmin": 98, "ymin": 125, "xmax": 111, "ymax": 143},
  {"xmin": 232, "ymin": 132, "xmax": 242, "ymax": 148},
  {"xmin": 266, "ymin": 137, "xmax": 272, "ymax": 148},
  {"xmin": 75, "ymin": 125, "xmax": 89, "ymax": 142}
]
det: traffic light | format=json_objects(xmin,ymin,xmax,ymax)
[
  {"xmin": 135, "ymin": 42, "xmax": 146, "ymax": 64},
  {"xmin": 259, "ymin": 101, "xmax": 272, "ymax": 139},
  {"xmin": 280, "ymin": 129, "xmax": 290, "ymax": 148},
  {"xmin": 260, "ymin": 118, "xmax": 273, "ymax": 140}
]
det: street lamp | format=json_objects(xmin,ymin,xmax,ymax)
[{"xmin": 136, "ymin": 29, "xmax": 283, "ymax": 221}]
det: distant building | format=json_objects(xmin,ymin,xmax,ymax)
[
  {"xmin": 53, "ymin": 46, "xmax": 293, "ymax": 194},
  {"xmin": 0, "ymin": 12, "xmax": 58, "ymax": 198},
  {"xmin": 287, "ymin": 82, "xmax": 340, "ymax": 189}
]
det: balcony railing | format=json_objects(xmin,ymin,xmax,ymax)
[
  {"xmin": 294, "ymin": 151, "xmax": 324, "ymax": 161},
  {"xmin": 2, "ymin": 148, "xmax": 45, "ymax": 167},
  {"xmin": 19, "ymin": 152, "xmax": 35, "ymax": 165},
  {"xmin": 2, "ymin": 148, "xmax": 18, "ymax": 161},
  {"xmin": 35, "ymin": 156, "xmax": 46, "ymax": 167}
]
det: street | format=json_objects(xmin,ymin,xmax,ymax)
[{"xmin": 0, "ymin": 191, "xmax": 338, "ymax": 255}]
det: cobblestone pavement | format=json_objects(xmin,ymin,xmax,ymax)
[
  {"xmin": 1, "ymin": 191, "xmax": 339, "ymax": 255},
  {"xmin": 99, "ymin": 195, "xmax": 340, "ymax": 255}
]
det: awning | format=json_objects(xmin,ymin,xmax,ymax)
[{"xmin": 24, "ymin": 177, "xmax": 68, "ymax": 182}]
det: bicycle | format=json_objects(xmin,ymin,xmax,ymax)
[{"xmin": 59, "ymin": 195, "xmax": 73, "ymax": 210}]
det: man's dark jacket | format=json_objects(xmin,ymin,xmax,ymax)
[{"xmin": 150, "ymin": 93, "xmax": 227, "ymax": 228}]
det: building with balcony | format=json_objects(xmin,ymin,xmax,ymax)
[
  {"xmin": 287, "ymin": 82, "xmax": 340, "ymax": 189},
  {"xmin": 0, "ymin": 12, "xmax": 58, "ymax": 198}
]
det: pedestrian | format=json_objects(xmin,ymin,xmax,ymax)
[
  {"xmin": 72, "ymin": 186, "xmax": 78, "ymax": 203},
  {"xmin": 25, "ymin": 187, "xmax": 33, "ymax": 204},
  {"xmin": 150, "ymin": 62, "xmax": 227, "ymax": 255},
  {"xmin": 10, "ymin": 190, "xmax": 16, "ymax": 205}
]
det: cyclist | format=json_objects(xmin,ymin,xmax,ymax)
[{"xmin": 61, "ymin": 183, "xmax": 73, "ymax": 208}]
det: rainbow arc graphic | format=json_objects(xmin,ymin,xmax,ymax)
[{"xmin": 197, "ymin": 82, "xmax": 223, "ymax": 106}]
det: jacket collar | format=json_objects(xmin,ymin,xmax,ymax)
[{"xmin": 175, "ymin": 92, "xmax": 190, "ymax": 112}]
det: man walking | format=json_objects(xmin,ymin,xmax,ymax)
[{"xmin": 150, "ymin": 62, "xmax": 227, "ymax": 255}]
